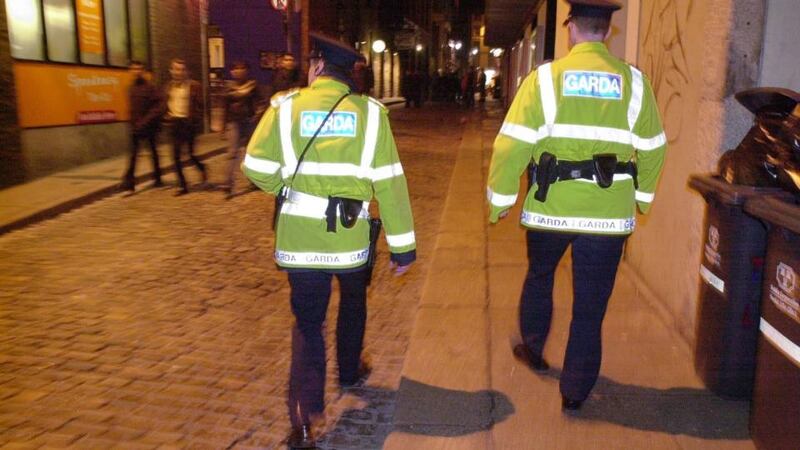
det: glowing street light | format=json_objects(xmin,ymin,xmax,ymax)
[
  {"xmin": 491, "ymin": 48, "xmax": 504, "ymax": 57},
  {"xmin": 372, "ymin": 40, "xmax": 386, "ymax": 53},
  {"xmin": 415, "ymin": 44, "xmax": 424, "ymax": 52},
  {"xmin": 471, "ymin": 48, "xmax": 479, "ymax": 56},
  {"xmin": 454, "ymin": 41, "xmax": 463, "ymax": 50}
]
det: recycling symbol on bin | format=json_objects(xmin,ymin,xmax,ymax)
[
  {"xmin": 708, "ymin": 225, "xmax": 720, "ymax": 251},
  {"xmin": 777, "ymin": 262, "xmax": 797, "ymax": 295}
]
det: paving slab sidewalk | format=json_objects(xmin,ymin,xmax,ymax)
[
  {"xmin": 0, "ymin": 97, "xmax": 407, "ymax": 236},
  {"xmin": 0, "ymin": 133, "xmax": 227, "ymax": 235},
  {"xmin": 387, "ymin": 108, "xmax": 755, "ymax": 449}
]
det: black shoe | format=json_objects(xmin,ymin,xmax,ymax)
[
  {"xmin": 512, "ymin": 344, "xmax": 549, "ymax": 372},
  {"xmin": 119, "ymin": 182, "xmax": 134, "ymax": 193},
  {"xmin": 174, "ymin": 188, "xmax": 189, "ymax": 196},
  {"xmin": 561, "ymin": 396, "xmax": 583, "ymax": 411},
  {"xmin": 151, "ymin": 180, "xmax": 165, "ymax": 188},
  {"xmin": 286, "ymin": 425, "xmax": 315, "ymax": 449},
  {"xmin": 340, "ymin": 361, "xmax": 372, "ymax": 388}
]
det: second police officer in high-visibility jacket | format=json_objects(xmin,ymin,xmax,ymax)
[
  {"xmin": 242, "ymin": 33, "xmax": 415, "ymax": 448},
  {"xmin": 487, "ymin": 0, "xmax": 666, "ymax": 411}
]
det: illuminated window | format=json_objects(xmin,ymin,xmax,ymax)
[
  {"xmin": 5, "ymin": 0, "xmax": 45, "ymax": 60},
  {"xmin": 104, "ymin": 0, "xmax": 129, "ymax": 66},
  {"xmin": 128, "ymin": 0, "xmax": 149, "ymax": 63},
  {"xmin": 43, "ymin": 0, "xmax": 78, "ymax": 63},
  {"xmin": 76, "ymin": 0, "xmax": 105, "ymax": 64}
]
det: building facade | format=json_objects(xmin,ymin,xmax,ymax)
[{"xmin": 1, "ymin": 0, "xmax": 205, "ymax": 189}]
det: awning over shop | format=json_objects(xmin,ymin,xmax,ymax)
[{"xmin": 485, "ymin": 0, "xmax": 543, "ymax": 47}]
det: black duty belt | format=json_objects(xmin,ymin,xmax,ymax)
[
  {"xmin": 325, "ymin": 196, "xmax": 364, "ymax": 232},
  {"xmin": 532, "ymin": 152, "xmax": 638, "ymax": 202}
]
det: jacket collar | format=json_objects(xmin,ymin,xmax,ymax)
[
  {"xmin": 568, "ymin": 41, "xmax": 609, "ymax": 56},
  {"xmin": 310, "ymin": 77, "xmax": 350, "ymax": 93}
]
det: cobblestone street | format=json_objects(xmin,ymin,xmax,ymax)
[{"xmin": 0, "ymin": 104, "xmax": 464, "ymax": 449}]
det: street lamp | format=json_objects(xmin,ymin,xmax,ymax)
[
  {"xmin": 415, "ymin": 44, "xmax": 423, "ymax": 52},
  {"xmin": 471, "ymin": 48, "xmax": 479, "ymax": 56},
  {"xmin": 372, "ymin": 40, "xmax": 386, "ymax": 53},
  {"xmin": 491, "ymin": 48, "xmax": 504, "ymax": 58},
  {"xmin": 454, "ymin": 41, "xmax": 463, "ymax": 50}
]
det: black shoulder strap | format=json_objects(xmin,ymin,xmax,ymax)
[{"xmin": 288, "ymin": 92, "xmax": 351, "ymax": 186}]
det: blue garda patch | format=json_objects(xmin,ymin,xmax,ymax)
[
  {"xmin": 562, "ymin": 71, "xmax": 623, "ymax": 100},
  {"xmin": 299, "ymin": 111, "xmax": 357, "ymax": 137}
]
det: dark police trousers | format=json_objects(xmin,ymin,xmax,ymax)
[
  {"xmin": 287, "ymin": 269, "xmax": 368, "ymax": 427},
  {"xmin": 520, "ymin": 230, "xmax": 627, "ymax": 402}
]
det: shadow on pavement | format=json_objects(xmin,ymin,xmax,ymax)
[
  {"xmin": 537, "ymin": 367, "xmax": 751, "ymax": 440},
  {"xmin": 318, "ymin": 377, "xmax": 515, "ymax": 449},
  {"xmin": 391, "ymin": 377, "xmax": 515, "ymax": 436}
]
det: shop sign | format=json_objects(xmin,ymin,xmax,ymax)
[
  {"xmin": 13, "ymin": 62, "xmax": 132, "ymax": 128},
  {"xmin": 77, "ymin": 0, "xmax": 105, "ymax": 58}
]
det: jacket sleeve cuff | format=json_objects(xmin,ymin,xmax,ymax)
[{"xmin": 390, "ymin": 249, "xmax": 416, "ymax": 266}]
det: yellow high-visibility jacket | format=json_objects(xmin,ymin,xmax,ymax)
[
  {"xmin": 488, "ymin": 42, "xmax": 667, "ymax": 235},
  {"xmin": 243, "ymin": 77, "xmax": 416, "ymax": 270}
]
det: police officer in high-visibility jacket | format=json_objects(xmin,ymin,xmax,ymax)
[
  {"xmin": 242, "ymin": 33, "xmax": 415, "ymax": 448},
  {"xmin": 487, "ymin": 0, "xmax": 666, "ymax": 411}
]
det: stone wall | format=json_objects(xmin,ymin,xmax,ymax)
[
  {"xmin": 626, "ymin": 0, "xmax": 766, "ymax": 344},
  {"xmin": 760, "ymin": 0, "xmax": 800, "ymax": 91},
  {"xmin": 0, "ymin": 1, "xmax": 23, "ymax": 188}
]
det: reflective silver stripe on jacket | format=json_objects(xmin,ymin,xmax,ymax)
[
  {"xmin": 275, "ymin": 248, "xmax": 370, "ymax": 267},
  {"xmin": 521, "ymin": 211, "xmax": 635, "ymax": 233},
  {"xmin": 280, "ymin": 189, "xmax": 370, "ymax": 220},
  {"xmin": 243, "ymin": 154, "xmax": 281, "ymax": 174},
  {"xmin": 278, "ymin": 98, "xmax": 395, "ymax": 180}
]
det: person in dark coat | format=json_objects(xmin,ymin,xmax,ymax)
[
  {"xmin": 352, "ymin": 56, "xmax": 374, "ymax": 95},
  {"xmin": 477, "ymin": 67, "xmax": 487, "ymax": 103},
  {"xmin": 271, "ymin": 54, "xmax": 300, "ymax": 95},
  {"xmin": 121, "ymin": 61, "xmax": 163, "ymax": 192},
  {"xmin": 222, "ymin": 61, "xmax": 262, "ymax": 198}
]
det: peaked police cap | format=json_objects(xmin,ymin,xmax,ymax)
[
  {"xmin": 565, "ymin": 0, "xmax": 622, "ymax": 20},
  {"xmin": 309, "ymin": 32, "xmax": 361, "ymax": 69}
]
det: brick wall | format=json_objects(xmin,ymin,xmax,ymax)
[
  {"xmin": 149, "ymin": 0, "xmax": 205, "ymax": 86},
  {"xmin": 0, "ymin": 1, "xmax": 24, "ymax": 188}
]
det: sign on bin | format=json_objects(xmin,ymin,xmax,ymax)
[{"xmin": 770, "ymin": 262, "xmax": 799, "ymax": 324}]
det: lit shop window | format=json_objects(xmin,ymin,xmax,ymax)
[
  {"xmin": 43, "ymin": 0, "xmax": 78, "ymax": 63},
  {"xmin": 128, "ymin": 0, "xmax": 149, "ymax": 63},
  {"xmin": 6, "ymin": 0, "xmax": 150, "ymax": 67},
  {"xmin": 5, "ymin": 0, "xmax": 45, "ymax": 60},
  {"xmin": 76, "ymin": 0, "xmax": 105, "ymax": 64},
  {"xmin": 104, "ymin": 0, "xmax": 129, "ymax": 66}
]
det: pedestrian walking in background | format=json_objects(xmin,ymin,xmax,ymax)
[
  {"xmin": 353, "ymin": 55, "xmax": 374, "ymax": 95},
  {"xmin": 487, "ymin": 0, "xmax": 666, "ymax": 411},
  {"xmin": 402, "ymin": 69, "xmax": 416, "ymax": 108},
  {"xmin": 121, "ymin": 61, "xmax": 163, "ymax": 192},
  {"xmin": 461, "ymin": 66, "xmax": 476, "ymax": 108},
  {"xmin": 222, "ymin": 61, "xmax": 262, "ymax": 199},
  {"xmin": 477, "ymin": 67, "xmax": 487, "ymax": 103},
  {"xmin": 164, "ymin": 58, "xmax": 207, "ymax": 195},
  {"xmin": 242, "ymin": 32, "xmax": 416, "ymax": 449}
]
